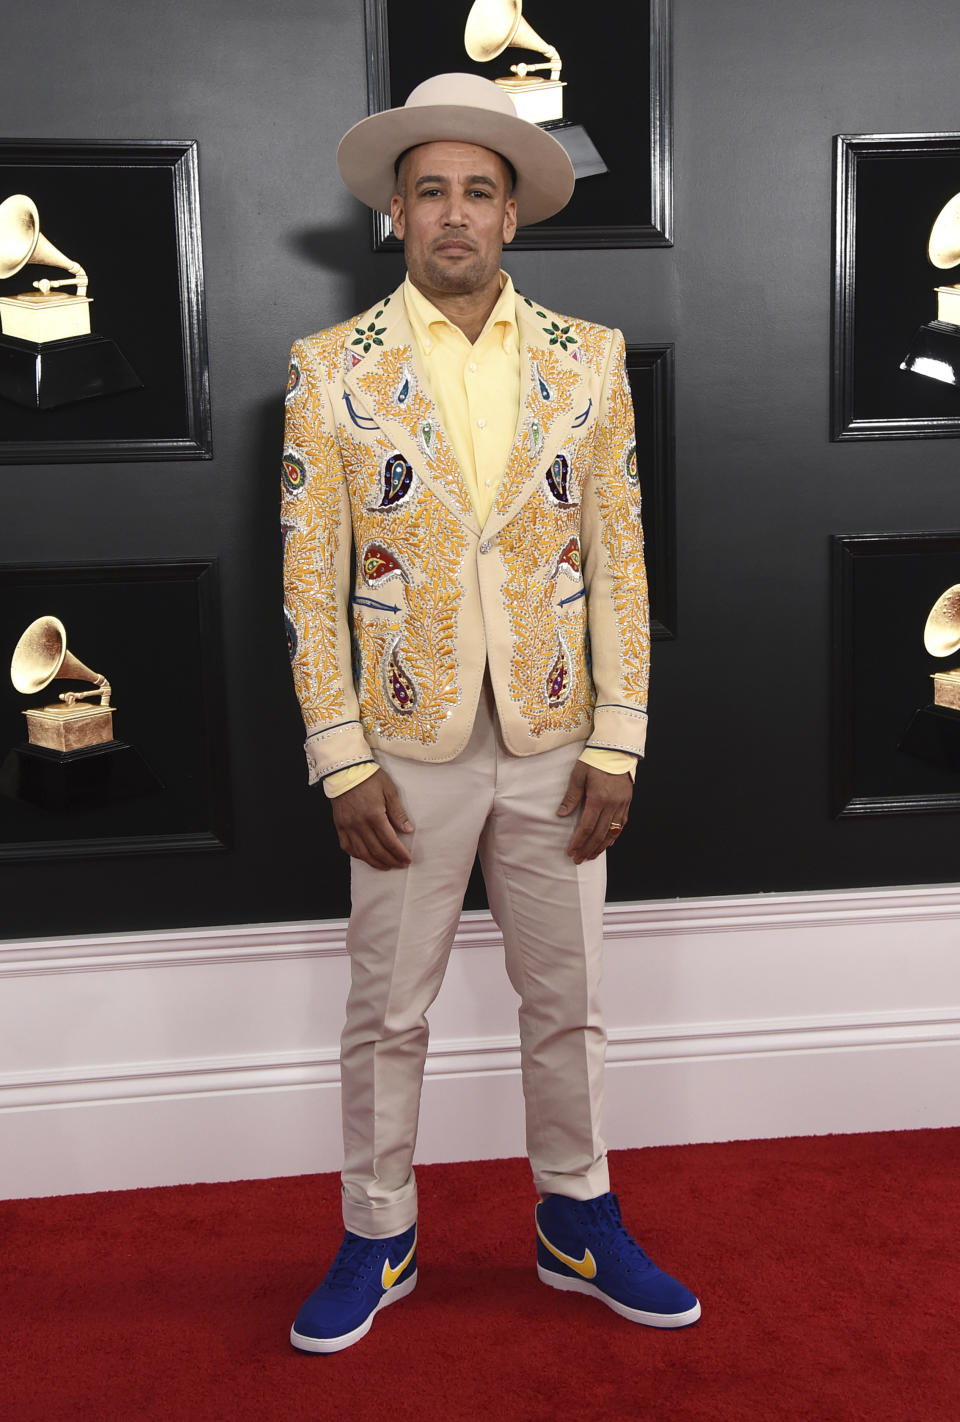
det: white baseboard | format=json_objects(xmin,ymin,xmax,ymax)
[{"xmin": 2, "ymin": 884, "xmax": 959, "ymax": 1198}]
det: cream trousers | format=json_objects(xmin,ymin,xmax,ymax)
[{"xmin": 340, "ymin": 682, "xmax": 610, "ymax": 1237}]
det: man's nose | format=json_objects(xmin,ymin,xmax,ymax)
[{"xmin": 443, "ymin": 191, "xmax": 467, "ymax": 225}]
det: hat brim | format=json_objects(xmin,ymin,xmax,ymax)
[{"xmin": 337, "ymin": 103, "xmax": 575, "ymax": 228}]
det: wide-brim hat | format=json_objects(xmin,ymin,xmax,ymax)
[{"xmin": 337, "ymin": 72, "xmax": 575, "ymax": 227}]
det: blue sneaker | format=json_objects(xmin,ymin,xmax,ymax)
[
  {"xmin": 536, "ymin": 1192, "xmax": 700, "ymax": 1328},
  {"xmin": 290, "ymin": 1223, "xmax": 417, "ymax": 1353}
]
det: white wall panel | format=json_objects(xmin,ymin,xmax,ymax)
[{"xmin": 2, "ymin": 885, "xmax": 958, "ymax": 1198}]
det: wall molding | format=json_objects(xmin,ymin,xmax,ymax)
[
  {"xmin": 2, "ymin": 882, "xmax": 959, "ymax": 1197},
  {"xmin": 4, "ymin": 880, "xmax": 960, "ymax": 978},
  {"xmin": 4, "ymin": 1006, "xmax": 960, "ymax": 1113}
]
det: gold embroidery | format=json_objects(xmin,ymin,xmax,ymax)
[
  {"xmin": 591, "ymin": 340, "xmax": 650, "ymax": 705},
  {"xmin": 356, "ymin": 347, "xmax": 474, "ymax": 518}
]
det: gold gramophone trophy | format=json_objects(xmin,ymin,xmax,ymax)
[
  {"xmin": 0, "ymin": 614, "xmax": 159, "ymax": 811},
  {"xmin": 900, "ymin": 192, "xmax": 960, "ymax": 387},
  {"xmin": 0, "ymin": 193, "xmax": 140, "ymax": 409},
  {"xmin": 923, "ymin": 584, "xmax": 960, "ymax": 710},
  {"xmin": 464, "ymin": 0, "xmax": 607, "ymax": 178},
  {"xmin": 11, "ymin": 616, "xmax": 115, "ymax": 752},
  {"xmin": 898, "ymin": 584, "xmax": 960, "ymax": 769}
]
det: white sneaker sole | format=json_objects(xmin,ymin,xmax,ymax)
[
  {"xmin": 537, "ymin": 1263, "xmax": 701, "ymax": 1329},
  {"xmin": 290, "ymin": 1269, "xmax": 418, "ymax": 1354}
]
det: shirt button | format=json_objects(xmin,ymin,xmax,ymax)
[
  {"xmin": 468, "ymin": 362, "xmax": 478, "ymax": 373},
  {"xmin": 424, "ymin": 339, "xmax": 433, "ymax": 353},
  {"xmin": 484, "ymin": 478, "xmax": 492, "ymax": 487},
  {"xmin": 477, "ymin": 417, "xmax": 486, "ymax": 429}
]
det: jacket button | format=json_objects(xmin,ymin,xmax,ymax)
[{"xmin": 479, "ymin": 541, "xmax": 490, "ymax": 554}]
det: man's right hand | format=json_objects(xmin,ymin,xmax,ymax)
[{"xmin": 330, "ymin": 767, "xmax": 414, "ymax": 870}]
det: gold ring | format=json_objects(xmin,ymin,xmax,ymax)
[{"xmin": 609, "ymin": 821, "xmax": 623, "ymax": 833}]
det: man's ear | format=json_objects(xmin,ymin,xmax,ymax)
[
  {"xmin": 390, "ymin": 193, "xmax": 405, "ymax": 240},
  {"xmin": 502, "ymin": 197, "xmax": 518, "ymax": 246}
]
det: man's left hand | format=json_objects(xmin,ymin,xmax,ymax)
[{"xmin": 557, "ymin": 761, "xmax": 634, "ymax": 863}]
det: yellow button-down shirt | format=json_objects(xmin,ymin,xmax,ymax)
[{"xmin": 324, "ymin": 274, "xmax": 635, "ymax": 796}]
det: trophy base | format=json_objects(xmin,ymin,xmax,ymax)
[
  {"xmin": 540, "ymin": 119, "xmax": 609, "ymax": 180},
  {"xmin": 898, "ymin": 703, "xmax": 960, "ymax": 770},
  {"xmin": 0, "ymin": 332, "xmax": 142, "ymax": 410},
  {"xmin": 0, "ymin": 740, "xmax": 162, "ymax": 812},
  {"xmin": 899, "ymin": 321, "xmax": 960, "ymax": 387}
]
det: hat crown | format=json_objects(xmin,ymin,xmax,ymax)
[{"xmin": 403, "ymin": 72, "xmax": 518, "ymax": 120}]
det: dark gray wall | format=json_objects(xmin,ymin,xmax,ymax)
[{"xmin": 2, "ymin": 0, "xmax": 959, "ymax": 938}]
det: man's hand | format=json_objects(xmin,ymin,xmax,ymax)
[
  {"xmin": 557, "ymin": 761, "xmax": 634, "ymax": 864},
  {"xmin": 330, "ymin": 768, "xmax": 414, "ymax": 870}
]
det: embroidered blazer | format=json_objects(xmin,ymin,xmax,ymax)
[{"xmin": 281, "ymin": 282, "xmax": 650, "ymax": 785}]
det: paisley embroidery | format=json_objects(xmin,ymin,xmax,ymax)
[
  {"xmin": 395, "ymin": 364, "xmax": 416, "ymax": 406},
  {"xmin": 369, "ymin": 452, "xmax": 415, "ymax": 510},
  {"xmin": 546, "ymin": 453, "xmax": 573, "ymax": 505},
  {"xmin": 535, "ymin": 364, "xmax": 552, "ymax": 401},
  {"xmin": 281, "ymin": 450, "xmax": 307, "ymax": 495},
  {"xmin": 545, "ymin": 633, "xmax": 573, "ymax": 707},
  {"xmin": 361, "ymin": 542, "xmax": 409, "ymax": 586},
  {"xmin": 624, "ymin": 442, "xmax": 639, "ymax": 486},
  {"xmin": 383, "ymin": 637, "xmax": 418, "ymax": 714},
  {"xmin": 285, "ymin": 358, "xmax": 302, "ymax": 402},
  {"xmin": 417, "ymin": 419, "xmax": 436, "ymax": 462},
  {"xmin": 554, "ymin": 535, "xmax": 582, "ymax": 580},
  {"xmin": 283, "ymin": 608, "xmax": 298, "ymax": 662}
]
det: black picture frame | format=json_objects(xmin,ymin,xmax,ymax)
[
  {"xmin": 363, "ymin": 0, "xmax": 672, "ymax": 251},
  {"xmin": 626, "ymin": 344, "xmax": 676, "ymax": 639},
  {"xmin": 0, "ymin": 140, "xmax": 211, "ymax": 463},
  {"xmin": 832, "ymin": 133, "xmax": 960, "ymax": 441},
  {"xmin": 832, "ymin": 532, "xmax": 960, "ymax": 817},
  {"xmin": 0, "ymin": 559, "xmax": 231, "ymax": 860}
]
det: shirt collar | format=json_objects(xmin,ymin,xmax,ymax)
[{"xmin": 404, "ymin": 271, "xmax": 517, "ymax": 354}]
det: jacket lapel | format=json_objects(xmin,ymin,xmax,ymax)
[
  {"xmin": 341, "ymin": 284, "xmax": 480, "ymax": 534},
  {"xmin": 481, "ymin": 292, "xmax": 593, "ymax": 541}
]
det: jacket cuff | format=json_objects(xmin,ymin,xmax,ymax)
[
  {"xmin": 304, "ymin": 719, "xmax": 375, "ymax": 786},
  {"xmin": 586, "ymin": 703, "xmax": 648, "ymax": 759}
]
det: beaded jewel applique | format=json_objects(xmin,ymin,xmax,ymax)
[
  {"xmin": 382, "ymin": 636, "xmax": 419, "ymax": 715},
  {"xmin": 368, "ymin": 451, "xmax": 416, "ymax": 511},
  {"xmin": 360, "ymin": 542, "xmax": 409, "ymax": 587},
  {"xmin": 545, "ymin": 453, "xmax": 574, "ymax": 505},
  {"xmin": 545, "ymin": 632, "xmax": 573, "ymax": 707}
]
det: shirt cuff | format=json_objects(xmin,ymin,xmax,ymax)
[
  {"xmin": 322, "ymin": 761, "xmax": 380, "ymax": 799},
  {"xmin": 578, "ymin": 747, "xmax": 638, "ymax": 780}
]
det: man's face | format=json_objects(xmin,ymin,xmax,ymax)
[{"xmin": 390, "ymin": 141, "xmax": 518, "ymax": 299}]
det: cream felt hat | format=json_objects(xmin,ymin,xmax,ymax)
[{"xmin": 337, "ymin": 72, "xmax": 575, "ymax": 227}]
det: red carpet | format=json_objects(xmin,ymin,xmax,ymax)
[{"xmin": 2, "ymin": 1129, "xmax": 958, "ymax": 1422}]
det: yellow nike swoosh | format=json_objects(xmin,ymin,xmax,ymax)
[
  {"xmin": 381, "ymin": 1227, "xmax": 417, "ymax": 1290},
  {"xmin": 536, "ymin": 1218, "xmax": 597, "ymax": 1279}
]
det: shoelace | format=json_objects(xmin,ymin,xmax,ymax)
[
  {"xmin": 326, "ymin": 1234, "xmax": 384, "ymax": 1291},
  {"xmin": 576, "ymin": 1195, "xmax": 656, "ymax": 1274}
]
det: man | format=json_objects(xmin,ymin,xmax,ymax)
[{"xmin": 281, "ymin": 73, "xmax": 699, "ymax": 1354}]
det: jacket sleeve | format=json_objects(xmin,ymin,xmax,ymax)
[
  {"xmin": 579, "ymin": 329, "xmax": 650, "ymax": 759},
  {"xmin": 281, "ymin": 338, "xmax": 375, "ymax": 785}
]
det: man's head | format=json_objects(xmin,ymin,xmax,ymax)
[
  {"xmin": 390, "ymin": 140, "xmax": 518, "ymax": 301},
  {"xmin": 337, "ymin": 73, "xmax": 574, "ymax": 229}
]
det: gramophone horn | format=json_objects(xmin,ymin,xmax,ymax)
[
  {"xmin": 465, "ymin": 0, "xmax": 556, "ymax": 65},
  {"xmin": 0, "ymin": 193, "xmax": 88, "ymax": 293},
  {"xmin": 10, "ymin": 615, "xmax": 104, "ymax": 695},
  {"xmin": 928, "ymin": 192, "xmax": 960, "ymax": 271},
  {"xmin": 923, "ymin": 584, "xmax": 960, "ymax": 658}
]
